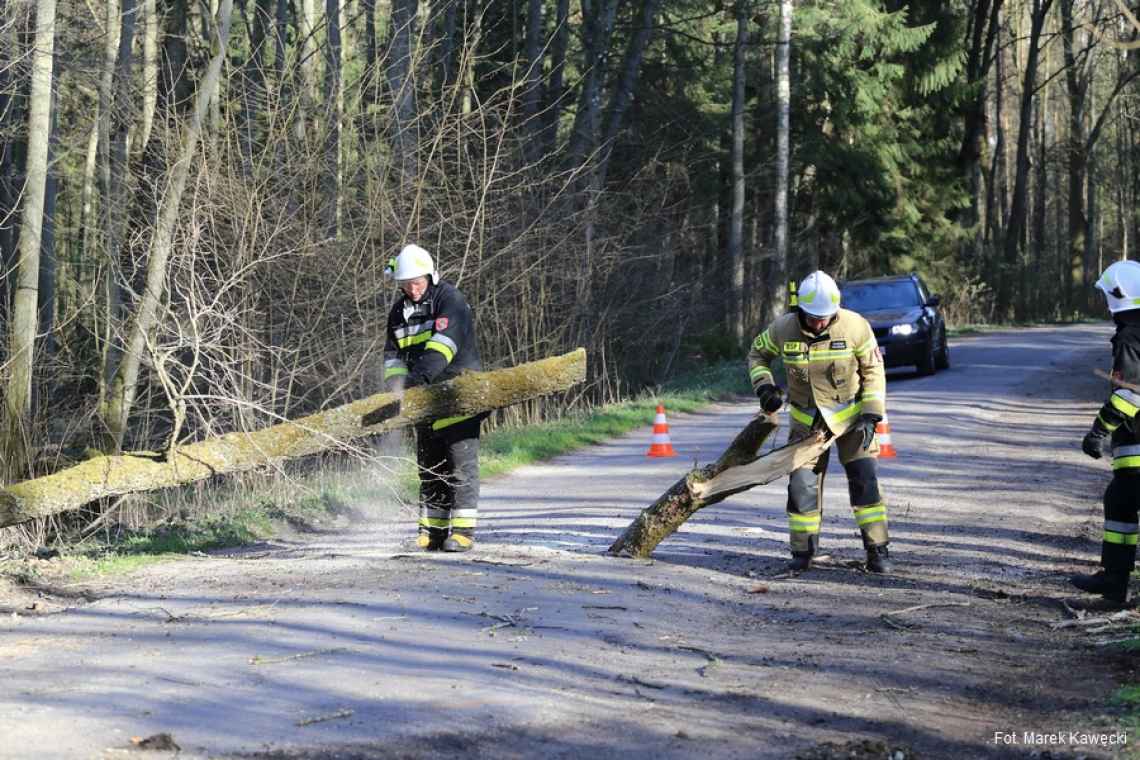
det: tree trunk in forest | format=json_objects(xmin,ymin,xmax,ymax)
[
  {"xmin": 957, "ymin": 0, "xmax": 1001, "ymax": 262},
  {"xmin": 1001, "ymin": 0, "xmax": 1052, "ymax": 320},
  {"xmin": 273, "ymin": 0, "xmax": 286, "ymax": 84},
  {"xmin": 1060, "ymin": 0, "xmax": 1090, "ymax": 311},
  {"xmin": 323, "ymin": 0, "xmax": 342, "ymax": 235},
  {"xmin": 296, "ymin": 0, "xmax": 318, "ymax": 140},
  {"xmin": 0, "ymin": 349, "xmax": 587, "ymax": 528},
  {"xmin": 2, "ymin": 0, "xmax": 55, "ymax": 481},
  {"xmin": 160, "ymin": 0, "xmax": 192, "ymax": 114},
  {"xmin": 609, "ymin": 414, "xmax": 778, "ymax": 558},
  {"xmin": 98, "ymin": 0, "xmax": 235, "ymax": 453},
  {"xmin": 542, "ymin": 0, "xmax": 569, "ymax": 155},
  {"xmin": 99, "ymin": 0, "xmax": 138, "ymax": 414},
  {"xmin": 1031, "ymin": 81, "xmax": 1047, "ymax": 317},
  {"xmin": 37, "ymin": 86, "xmax": 59, "ymax": 355},
  {"xmin": 80, "ymin": 113, "xmax": 99, "ymax": 264},
  {"xmin": 564, "ymin": 0, "xmax": 618, "ymax": 169},
  {"xmin": 460, "ymin": 4, "xmax": 482, "ymax": 115},
  {"xmin": 438, "ymin": 0, "xmax": 459, "ymax": 92},
  {"xmin": 771, "ymin": 0, "xmax": 791, "ymax": 321},
  {"xmin": 0, "ymin": 5, "xmax": 23, "ymax": 321},
  {"xmin": 728, "ymin": 0, "xmax": 747, "ymax": 346},
  {"xmin": 522, "ymin": 0, "xmax": 544, "ymax": 159},
  {"xmin": 237, "ymin": 0, "xmax": 269, "ymax": 174},
  {"xmin": 386, "ymin": 0, "xmax": 419, "ymax": 187},
  {"xmin": 596, "ymin": 0, "xmax": 664, "ymax": 187},
  {"xmin": 986, "ymin": 10, "xmax": 1005, "ymax": 255},
  {"xmin": 361, "ymin": 0, "xmax": 378, "ymax": 120},
  {"xmin": 1087, "ymin": 110, "xmax": 1100, "ymax": 282},
  {"xmin": 139, "ymin": 0, "xmax": 158, "ymax": 155}
]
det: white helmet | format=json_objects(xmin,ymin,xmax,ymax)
[
  {"xmin": 1096, "ymin": 260, "xmax": 1140, "ymax": 313},
  {"xmin": 797, "ymin": 270, "xmax": 841, "ymax": 318},
  {"xmin": 387, "ymin": 244, "xmax": 439, "ymax": 284}
]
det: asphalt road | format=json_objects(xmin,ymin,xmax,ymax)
[{"xmin": 0, "ymin": 324, "xmax": 1128, "ymax": 759}]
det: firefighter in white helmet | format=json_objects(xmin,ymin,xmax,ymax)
[
  {"xmin": 1072, "ymin": 259, "xmax": 1140, "ymax": 606},
  {"xmin": 383, "ymin": 244, "xmax": 485, "ymax": 553},
  {"xmin": 747, "ymin": 270, "xmax": 892, "ymax": 572}
]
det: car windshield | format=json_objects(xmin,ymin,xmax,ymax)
[{"xmin": 840, "ymin": 281, "xmax": 921, "ymax": 312}]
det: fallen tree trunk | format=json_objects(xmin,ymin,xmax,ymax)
[
  {"xmin": 0, "ymin": 348, "xmax": 586, "ymax": 528},
  {"xmin": 688, "ymin": 432, "xmax": 830, "ymax": 502},
  {"xmin": 609, "ymin": 413, "xmax": 779, "ymax": 558},
  {"xmin": 609, "ymin": 417, "xmax": 831, "ymax": 558}
]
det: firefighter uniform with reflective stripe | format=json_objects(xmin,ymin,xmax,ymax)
[
  {"xmin": 1086, "ymin": 310, "xmax": 1140, "ymax": 591},
  {"xmin": 384, "ymin": 279, "xmax": 483, "ymax": 542},
  {"xmin": 748, "ymin": 308, "xmax": 889, "ymax": 558}
]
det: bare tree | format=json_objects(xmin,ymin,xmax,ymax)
[
  {"xmin": 596, "ymin": 0, "xmax": 664, "ymax": 187},
  {"xmin": 1001, "ymin": 0, "xmax": 1054, "ymax": 320},
  {"xmin": 522, "ymin": 0, "xmax": 545, "ymax": 159},
  {"xmin": 139, "ymin": 0, "xmax": 158, "ymax": 154},
  {"xmin": 728, "ymin": 0, "xmax": 748, "ymax": 344},
  {"xmin": 2, "ymin": 0, "xmax": 56, "ymax": 480},
  {"xmin": 386, "ymin": 0, "xmax": 419, "ymax": 186},
  {"xmin": 771, "ymin": 0, "xmax": 792, "ymax": 321},
  {"xmin": 957, "ymin": 0, "xmax": 1003, "ymax": 263},
  {"xmin": 542, "ymin": 0, "xmax": 570, "ymax": 155},
  {"xmin": 98, "ymin": 0, "xmax": 235, "ymax": 452},
  {"xmin": 0, "ymin": 5, "xmax": 28, "ymax": 320}
]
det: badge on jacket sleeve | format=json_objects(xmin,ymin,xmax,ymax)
[{"xmin": 436, "ymin": 317, "xmax": 449, "ymax": 330}]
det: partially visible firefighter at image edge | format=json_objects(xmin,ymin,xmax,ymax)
[
  {"xmin": 383, "ymin": 244, "xmax": 485, "ymax": 553},
  {"xmin": 1073, "ymin": 259, "xmax": 1140, "ymax": 605},
  {"xmin": 748, "ymin": 270, "xmax": 892, "ymax": 573}
]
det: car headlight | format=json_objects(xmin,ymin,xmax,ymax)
[{"xmin": 890, "ymin": 323, "xmax": 916, "ymax": 336}]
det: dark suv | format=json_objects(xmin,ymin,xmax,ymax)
[{"xmin": 839, "ymin": 274, "xmax": 950, "ymax": 375}]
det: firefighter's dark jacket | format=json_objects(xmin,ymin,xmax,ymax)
[
  {"xmin": 383, "ymin": 280, "xmax": 482, "ymax": 388},
  {"xmin": 1093, "ymin": 310, "xmax": 1140, "ymax": 463}
]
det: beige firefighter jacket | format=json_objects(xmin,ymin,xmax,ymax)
[{"xmin": 747, "ymin": 308, "xmax": 886, "ymax": 435}]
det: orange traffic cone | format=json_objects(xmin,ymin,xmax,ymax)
[
  {"xmin": 646, "ymin": 404, "xmax": 677, "ymax": 457},
  {"xmin": 876, "ymin": 414, "xmax": 897, "ymax": 459}
]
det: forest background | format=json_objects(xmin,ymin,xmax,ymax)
[{"xmin": 0, "ymin": 0, "xmax": 1136, "ymax": 544}]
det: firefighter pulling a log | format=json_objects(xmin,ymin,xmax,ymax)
[{"xmin": 748, "ymin": 270, "xmax": 893, "ymax": 573}]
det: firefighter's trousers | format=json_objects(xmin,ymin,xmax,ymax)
[
  {"xmin": 1101, "ymin": 470, "xmax": 1140, "ymax": 581},
  {"xmin": 786, "ymin": 420, "xmax": 888, "ymax": 557},
  {"xmin": 415, "ymin": 416, "xmax": 482, "ymax": 536}
]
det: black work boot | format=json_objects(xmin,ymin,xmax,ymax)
[
  {"xmin": 865, "ymin": 543, "xmax": 893, "ymax": 574},
  {"xmin": 416, "ymin": 527, "xmax": 447, "ymax": 551},
  {"xmin": 443, "ymin": 529, "xmax": 475, "ymax": 553},
  {"xmin": 788, "ymin": 553, "xmax": 813, "ymax": 572},
  {"xmin": 1070, "ymin": 570, "xmax": 1129, "ymax": 604}
]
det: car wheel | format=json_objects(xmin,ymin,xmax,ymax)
[
  {"xmin": 917, "ymin": 339, "xmax": 936, "ymax": 376},
  {"xmin": 935, "ymin": 326, "xmax": 950, "ymax": 370}
]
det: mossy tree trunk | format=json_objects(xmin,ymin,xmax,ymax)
[{"xmin": 0, "ymin": 349, "xmax": 586, "ymax": 528}]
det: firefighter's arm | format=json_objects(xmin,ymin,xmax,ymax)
[
  {"xmin": 382, "ymin": 314, "xmax": 408, "ymax": 392},
  {"xmin": 405, "ymin": 291, "xmax": 466, "ymax": 387},
  {"xmin": 1090, "ymin": 342, "xmax": 1140, "ymax": 439},
  {"xmin": 854, "ymin": 324, "xmax": 886, "ymax": 418},
  {"xmin": 747, "ymin": 327, "xmax": 780, "ymax": 393},
  {"xmin": 747, "ymin": 327, "xmax": 785, "ymax": 412}
]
